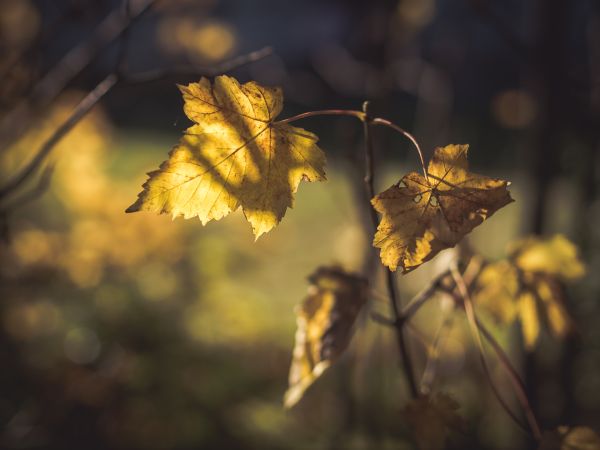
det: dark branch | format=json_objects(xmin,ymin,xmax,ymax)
[{"xmin": 362, "ymin": 100, "xmax": 418, "ymax": 398}]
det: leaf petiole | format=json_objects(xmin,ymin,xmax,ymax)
[
  {"xmin": 275, "ymin": 109, "xmax": 428, "ymax": 181},
  {"xmin": 370, "ymin": 118, "xmax": 427, "ymax": 180},
  {"xmin": 274, "ymin": 109, "xmax": 366, "ymax": 125}
]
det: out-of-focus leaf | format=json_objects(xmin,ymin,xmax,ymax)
[
  {"xmin": 372, "ymin": 144, "xmax": 513, "ymax": 273},
  {"xmin": 474, "ymin": 260, "xmax": 519, "ymax": 323},
  {"xmin": 511, "ymin": 234, "xmax": 586, "ymax": 281},
  {"xmin": 403, "ymin": 392, "xmax": 465, "ymax": 450},
  {"xmin": 284, "ymin": 266, "xmax": 367, "ymax": 409},
  {"xmin": 474, "ymin": 235, "xmax": 585, "ymax": 349},
  {"xmin": 127, "ymin": 75, "xmax": 326, "ymax": 238},
  {"xmin": 519, "ymin": 291, "xmax": 541, "ymax": 349},
  {"xmin": 539, "ymin": 426, "xmax": 600, "ymax": 450}
]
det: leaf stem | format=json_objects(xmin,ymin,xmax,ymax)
[
  {"xmin": 275, "ymin": 109, "xmax": 365, "ymax": 125},
  {"xmin": 400, "ymin": 270, "xmax": 450, "ymax": 321},
  {"xmin": 371, "ymin": 118, "xmax": 428, "ymax": 180},
  {"xmin": 277, "ymin": 110, "xmax": 428, "ymax": 181},
  {"xmin": 362, "ymin": 101, "xmax": 418, "ymax": 398}
]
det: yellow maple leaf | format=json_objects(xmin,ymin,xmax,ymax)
[
  {"xmin": 372, "ymin": 144, "xmax": 513, "ymax": 272},
  {"xmin": 539, "ymin": 426, "xmax": 600, "ymax": 450},
  {"xmin": 403, "ymin": 392, "xmax": 466, "ymax": 450},
  {"xmin": 126, "ymin": 75, "xmax": 326, "ymax": 238},
  {"xmin": 284, "ymin": 266, "xmax": 367, "ymax": 409}
]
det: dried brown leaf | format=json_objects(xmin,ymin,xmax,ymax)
[{"xmin": 284, "ymin": 266, "xmax": 367, "ymax": 408}]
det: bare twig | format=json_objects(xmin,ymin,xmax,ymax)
[
  {"xmin": 124, "ymin": 46, "xmax": 274, "ymax": 84},
  {"xmin": 115, "ymin": 0, "xmax": 134, "ymax": 75},
  {"xmin": 0, "ymin": 46, "xmax": 273, "ymax": 203},
  {"xmin": 0, "ymin": 165, "xmax": 54, "ymax": 214},
  {"xmin": 450, "ymin": 264, "xmax": 541, "ymax": 440},
  {"xmin": 476, "ymin": 316, "xmax": 543, "ymax": 441},
  {"xmin": 362, "ymin": 100, "xmax": 418, "ymax": 398},
  {"xmin": 370, "ymin": 311, "xmax": 395, "ymax": 326},
  {"xmin": 420, "ymin": 310, "xmax": 454, "ymax": 395},
  {"xmin": 400, "ymin": 269, "xmax": 450, "ymax": 320},
  {"xmin": 0, "ymin": 0, "xmax": 158, "ymax": 151},
  {"xmin": 371, "ymin": 117, "xmax": 427, "ymax": 180},
  {"xmin": 0, "ymin": 74, "xmax": 118, "ymax": 201}
]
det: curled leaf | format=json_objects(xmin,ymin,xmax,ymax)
[
  {"xmin": 403, "ymin": 392, "xmax": 466, "ymax": 450},
  {"xmin": 284, "ymin": 266, "xmax": 367, "ymax": 409},
  {"xmin": 127, "ymin": 75, "xmax": 326, "ymax": 238},
  {"xmin": 372, "ymin": 144, "xmax": 513, "ymax": 272}
]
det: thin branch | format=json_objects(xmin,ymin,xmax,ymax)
[
  {"xmin": 400, "ymin": 269, "xmax": 450, "ymax": 320},
  {"xmin": 0, "ymin": 0, "xmax": 158, "ymax": 151},
  {"xmin": 362, "ymin": 100, "xmax": 418, "ymax": 398},
  {"xmin": 0, "ymin": 73, "xmax": 118, "ymax": 200},
  {"xmin": 450, "ymin": 264, "xmax": 539, "ymax": 440},
  {"xmin": 123, "ymin": 46, "xmax": 274, "ymax": 84},
  {"xmin": 476, "ymin": 316, "xmax": 543, "ymax": 441},
  {"xmin": 0, "ymin": 47, "xmax": 273, "ymax": 202},
  {"xmin": 420, "ymin": 310, "xmax": 454, "ymax": 395},
  {"xmin": 371, "ymin": 311, "xmax": 395, "ymax": 326},
  {"xmin": 0, "ymin": 165, "xmax": 54, "ymax": 214},
  {"xmin": 361, "ymin": 102, "xmax": 379, "ymax": 227},
  {"xmin": 371, "ymin": 117, "xmax": 427, "ymax": 180}
]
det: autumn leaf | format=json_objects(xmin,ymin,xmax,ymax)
[
  {"xmin": 284, "ymin": 266, "xmax": 367, "ymax": 409},
  {"xmin": 474, "ymin": 260, "xmax": 518, "ymax": 321},
  {"xmin": 539, "ymin": 426, "xmax": 600, "ymax": 450},
  {"xmin": 126, "ymin": 75, "xmax": 326, "ymax": 238},
  {"xmin": 372, "ymin": 144, "xmax": 513, "ymax": 272},
  {"xmin": 511, "ymin": 234, "xmax": 586, "ymax": 281},
  {"xmin": 403, "ymin": 392, "xmax": 466, "ymax": 450},
  {"xmin": 474, "ymin": 235, "xmax": 585, "ymax": 349}
]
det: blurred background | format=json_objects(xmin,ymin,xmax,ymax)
[{"xmin": 0, "ymin": 0, "xmax": 599, "ymax": 448}]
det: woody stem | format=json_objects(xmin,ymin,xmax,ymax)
[{"xmin": 362, "ymin": 101, "xmax": 418, "ymax": 398}]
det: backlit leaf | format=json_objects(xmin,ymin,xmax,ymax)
[
  {"xmin": 372, "ymin": 144, "xmax": 513, "ymax": 272},
  {"xmin": 403, "ymin": 392, "xmax": 466, "ymax": 450},
  {"xmin": 127, "ymin": 75, "xmax": 326, "ymax": 238},
  {"xmin": 284, "ymin": 266, "xmax": 367, "ymax": 409}
]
